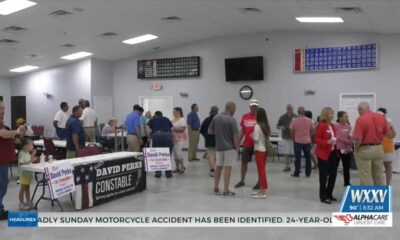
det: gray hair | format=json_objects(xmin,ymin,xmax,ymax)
[{"xmin": 358, "ymin": 101, "xmax": 370, "ymax": 110}]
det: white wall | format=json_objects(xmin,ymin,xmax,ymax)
[
  {"xmin": 91, "ymin": 59, "xmax": 113, "ymax": 99},
  {"xmin": 113, "ymin": 31, "xmax": 400, "ymax": 137},
  {"xmin": 10, "ymin": 59, "xmax": 91, "ymax": 136},
  {"xmin": 0, "ymin": 77, "xmax": 11, "ymax": 126}
]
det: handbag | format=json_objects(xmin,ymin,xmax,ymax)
[{"xmin": 266, "ymin": 137, "xmax": 277, "ymax": 157}]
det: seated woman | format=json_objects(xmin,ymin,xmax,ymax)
[{"xmin": 101, "ymin": 118, "xmax": 119, "ymax": 150}]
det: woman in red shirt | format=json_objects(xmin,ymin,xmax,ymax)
[{"xmin": 315, "ymin": 107, "xmax": 340, "ymax": 204}]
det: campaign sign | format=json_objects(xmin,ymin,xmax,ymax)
[
  {"xmin": 74, "ymin": 156, "xmax": 146, "ymax": 210},
  {"xmin": 143, "ymin": 148, "xmax": 172, "ymax": 172},
  {"xmin": 339, "ymin": 185, "xmax": 391, "ymax": 212},
  {"xmin": 8, "ymin": 211, "xmax": 38, "ymax": 227},
  {"xmin": 44, "ymin": 163, "xmax": 76, "ymax": 200}
]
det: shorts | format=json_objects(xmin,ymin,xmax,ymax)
[
  {"xmin": 206, "ymin": 148, "xmax": 216, "ymax": 159},
  {"xmin": 281, "ymin": 139, "xmax": 294, "ymax": 155},
  {"xmin": 19, "ymin": 173, "xmax": 32, "ymax": 185},
  {"xmin": 384, "ymin": 152, "xmax": 396, "ymax": 162},
  {"xmin": 241, "ymin": 147, "xmax": 254, "ymax": 163},
  {"xmin": 216, "ymin": 149, "xmax": 237, "ymax": 167}
]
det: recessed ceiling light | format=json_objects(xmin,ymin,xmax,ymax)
[
  {"xmin": 10, "ymin": 65, "xmax": 39, "ymax": 73},
  {"xmin": 61, "ymin": 51, "xmax": 93, "ymax": 60},
  {"xmin": 0, "ymin": 0, "xmax": 36, "ymax": 15},
  {"xmin": 296, "ymin": 17, "xmax": 344, "ymax": 23},
  {"xmin": 122, "ymin": 34, "xmax": 158, "ymax": 45}
]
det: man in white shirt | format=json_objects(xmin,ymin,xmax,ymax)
[
  {"xmin": 80, "ymin": 100, "xmax": 97, "ymax": 142},
  {"xmin": 53, "ymin": 102, "xmax": 69, "ymax": 139}
]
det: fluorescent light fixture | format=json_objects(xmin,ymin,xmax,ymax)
[
  {"xmin": 0, "ymin": 0, "xmax": 37, "ymax": 15},
  {"xmin": 123, "ymin": 34, "xmax": 158, "ymax": 45},
  {"xmin": 10, "ymin": 65, "xmax": 39, "ymax": 73},
  {"xmin": 61, "ymin": 51, "xmax": 93, "ymax": 60},
  {"xmin": 296, "ymin": 17, "xmax": 344, "ymax": 23}
]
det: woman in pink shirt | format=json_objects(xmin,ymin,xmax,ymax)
[{"xmin": 335, "ymin": 111, "xmax": 352, "ymax": 186}]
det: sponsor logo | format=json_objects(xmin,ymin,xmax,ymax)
[{"xmin": 333, "ymin": 214, "xmax": 353, "ymax": 225}]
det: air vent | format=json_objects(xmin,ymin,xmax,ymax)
[
  {"xmin": 161, "ymin": 16, "xmax": 182, "ymax": 21},
  {"xmin": 335, "ymin": 7, "xmax": 362, "ymax": 13},
  {"xmin": 61, "ymin": 43, "xmax": 76, "ymax": 48},
  {"xmin": 99, "ymin": 32, "xmax": 118, "ymax": 38},
  {"xmin": 0, "ymin": 39, "xmax": 19, "ymax": 46},
  {"xmin": 49, "ymin": 10, "xmax": 74, "ymax": 16},
  {"xmin": 3, "ymin": 26, "xmax": 28, "ymax": 33},
  {"xmin": 239, "ymin": 7, "xmax": 262, "ymax": 13}
]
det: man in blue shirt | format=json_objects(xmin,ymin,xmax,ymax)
[
  {"xmin": 125, "ymin": 105, "xmax": 143, "ymax": 152},
  {"xmin": 187, "ymin": 103, "xmax": 200, "ymax": 162},
  {"xmin": 147, "ymin": 111, "xmax": 173, "ymax": 178},
  {"xmin": 65, "ymin": 106, "xmax": 86, "ymax": 158}
]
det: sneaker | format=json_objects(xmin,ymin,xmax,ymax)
[
  {"xmin": 214, "ymin": 188, "xmax": 220, "ymax": 195},
  {"xmin": 19, "ymin": 203, "xmax": 30, "ymax": 211},
  {"xmin": 222, "ymin": 191, "xmax": 236, "ymax": 197},
  {"xmin": 209, "ymin": 171, "xmax": 215, "ymax": 177},
  {"xmin": 291, "ymin": 173, "xmax": 300, "ymax": 177},
  {"xmin": 251, "ymin": 191, "xmax": 260, "ymax": 195},
  {"xmin": 0, "ymin": 211, "xmax": 8, "ymax": 220},
  {"xmin": 27, "ymin": 202, "xmax": 35, "ymax": 209},
  {"xmin": 253, "ymin": 193, "xmax": 267, "ymax": 199},
  {"xmin": 252, "ymin": 183, "xmax": 260, "ymax": 190},
  {"xmin": 283, "ymin": 166, "xmax": 291, "ymax": 172},
  {"xmin": 234, "ymin": 181, "xmax": 245, "ymax": 188}
]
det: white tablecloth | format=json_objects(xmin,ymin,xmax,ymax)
[
  {"xmin": 34, "ymin": 139, "xmax": 102, "ymax": 148},
  {"xmin": 20, "ymin": 152, "xmax": 142, "ymax": 173}
]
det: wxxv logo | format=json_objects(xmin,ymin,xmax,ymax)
[{"xmin": 332, "ymin": 185, "xmax": 392, "ymax": 227}]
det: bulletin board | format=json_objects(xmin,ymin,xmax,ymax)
[{"xmin": 294, "ymin": 43, "xmax": 377, "ymax": 73}]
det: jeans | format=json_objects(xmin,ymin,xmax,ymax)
[
  {"xmin": 293, "ymin": 142, "xmax": 312, "ymax": 176},
  {"xmin": 0, "ymin": 164, "xmax": 9, "ymax": 214}
]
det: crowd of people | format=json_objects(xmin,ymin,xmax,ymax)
[{"xmin": 0, "ymin": 96, "xmax": 397, "ymax": 219}]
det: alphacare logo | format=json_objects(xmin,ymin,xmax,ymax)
[{"xmin": 333, "ymin": 214, "xmax": 353, "ymax": 225}]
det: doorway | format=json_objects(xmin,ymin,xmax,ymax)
[
  {"xmin": 139, "ymin": 96, "xmax": 173, "ymax": 119},
  {"xmin": 339, "ymin": 93, "xmax": 376, "ymax": 128},
  {"xmin": 11, "ymin": 96, "xmax": 26, "ymax": 130}
]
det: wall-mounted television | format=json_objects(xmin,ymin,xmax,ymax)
[{"xmin": 225, "ymin": 56, "xmax": 264, "ymax": 82}]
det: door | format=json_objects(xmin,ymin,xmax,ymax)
[
  {"xmin": 11, "ymin": 96, "xmax": 26, "ymax": 130},
  {"xmin": 339, "ymin": 93, "xmax": 376, "ymax": 128},
  {"xmin": 139, "ymin": 96, "xmax": 173, "ymax": 119}
]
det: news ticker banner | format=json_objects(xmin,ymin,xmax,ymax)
[
  {"xmin": 7, "ymin": 212, "xmax": 392, "ymax": 228},
  {"xmin": 8, "ymin": 186, "xmax": 393, "ymax": 228}
]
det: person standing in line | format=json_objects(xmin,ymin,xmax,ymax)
[
  {"xmin": 335, "ymin": 111, "xmax": 353, "ymax": 186},
  {"xmin": 377, "ymin": 108, "xmax": 396, "ymax": 185},
  {"xmin": 315, "ymin": 107, "xmax": 339, "ymax": 204},
  {"xmin": 138, "ymin": 107, "xmax": 148, "ymax": 149},
  {"xmin": 290, "ymin": 106, "xmax": 313, "ymax": 177},
  {"xmin": 53, "ymin": 102, "xmax": 69, "ymax": 139},
  {"xmin": 277, "ymin": 104, "xmax": 298, "ymax": 172},
  {"xmin": 172, "ymin": 107, "xmax": 187, "ymax": 173},
  {"xmin": 147, "ymin": 111, "xmax": 174, "ymax": 178},
  {"xmin": 78, "ymin": 99, "xmax": 85, "ymax": 109},
  {"xmin": 80, "ymin": 100, "xmax": 97, "ymax": 142},
  {"xmin": 65, "ymin": 106, "xmax": 86, "ymax": 158},
  {"xmin": 200, "ymin": 106, "xmax": 219, "ymax": 177},
  {"xmin": 208, "ymin": 102, "xmax": 240, "ymax": 197},
  {"xmin": 187, "ymin": 103, "xmax": 200, "ymax": 162},
  {"xmin": 235, "ymin": 99, "xmax": 259, "ymax": 189},
  {"xmin": 353, "ymin": 102, "xmax": 388, "ymax": 185},
  {"xmin": 125, "ymin": 105, "xmax": 143, "ymax": 152},
  {"xmin": 0, "ymin": 101, "xmax": 24, "ymax": 220},
  {"xmin": 251, "ymin": 108, "xmax": 271, "ymax": 199},
  {"xmin": 304, "ymin": 110, "xmax": 318, "ymax": 170}
]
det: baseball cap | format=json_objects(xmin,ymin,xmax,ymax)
[{"xmin": 249, "ymin": 99, "xmax": 259, "ymax": 106}]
